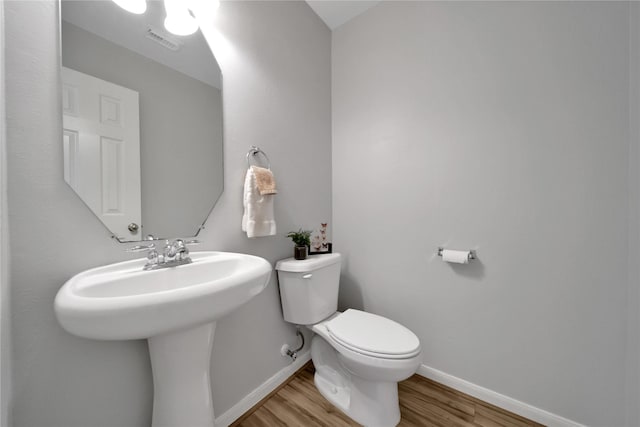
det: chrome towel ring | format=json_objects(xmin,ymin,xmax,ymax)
[{"xmin": 246, "ymin": 145, "xmax": 271, "ymax": 170}]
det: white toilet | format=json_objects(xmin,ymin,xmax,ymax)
[{"xmin": 276, "ymin": 253, "xmax": 422, "ymax": 427}]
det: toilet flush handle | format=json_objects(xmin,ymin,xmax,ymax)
[{"xmin": 302, "ymin": 273, "xmax": 313, "ymax": 279}]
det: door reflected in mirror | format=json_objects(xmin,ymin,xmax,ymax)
[{"xmin": 61, "ymin": 0, "xmax": 223, "ymax": 242}]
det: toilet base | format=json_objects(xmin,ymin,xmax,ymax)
[{"xmin": 311, "ymin": 336, "xmax": 402, "ymax": 427}]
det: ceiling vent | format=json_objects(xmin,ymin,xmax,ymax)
[{"xmin": 145, "ymin": 27, "xmax": 182, "ymax": 51}]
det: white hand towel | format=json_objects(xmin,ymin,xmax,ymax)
[{"xmin": 242, "ymin": 168, "xmax": 276, "ymax": 238}]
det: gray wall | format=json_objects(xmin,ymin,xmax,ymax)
[
  {"xmin": 333, "ymin": 2, "xmax": 630, "ymax": 425},
  {"xmin": 0, "ymin": 2, "xmax": 11, "ymax": 426},
  {"xmin": 627, "ymin": 2, "xmax": 640, "ymax": 425},
  {"xmin": 61, "ymin": 21, "xmax": 224, "ymax": 240},
  {"xmin": 5, "ymin": 1, "xmax": 330, "ymax": 426}
]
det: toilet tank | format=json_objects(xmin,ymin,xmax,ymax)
[{"xmin": 275, "ymin": 253, "xmax": 341, "ymax": 325}]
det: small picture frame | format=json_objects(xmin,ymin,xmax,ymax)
[
  {"xmin": 309, "ymin": 222, "xmax": 332, "ymax": 255},
  {"xmin": 309, "ymin": 242, "xmax": 332, "ymax": 255}
]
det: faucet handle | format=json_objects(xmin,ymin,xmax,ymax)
[
  {"xmin": 171, "ymin": 239, "xmax": 186, "ymax": 250},
  {"xmin": 184, "ymin": 239, "xmax": 200, "ymax": 246},
  {"xmin": 125, "ymin": 243, "xmax": 156, "ymax": 253}
]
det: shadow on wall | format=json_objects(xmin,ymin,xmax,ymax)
[
  {"xmin": 447, "ymin": 257, "xmax": 486, "ymax": 280},
  {"xmin": 338, "ymin": 272, "xmax": 365, "ymax": 311}
]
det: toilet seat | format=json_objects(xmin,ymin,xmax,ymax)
[{"xmin": 326, "ymin": 309, "xmax": 421, "ymax": 360}]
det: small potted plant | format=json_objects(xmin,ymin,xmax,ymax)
[{"xmin": 287, "ymin": 229, "xmax": 311, "ymax": 260}]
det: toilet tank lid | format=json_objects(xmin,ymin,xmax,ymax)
[{"xmin": 275, "ymin": 253, "xmax": 341, "ymax": 272}]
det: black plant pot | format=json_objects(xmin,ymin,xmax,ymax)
[{"xmin": 294, "ymin": 246, "xmax": 308, "ymax": 260}]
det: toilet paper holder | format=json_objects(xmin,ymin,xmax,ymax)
[{"xmin": 437, "ymin": 247, "xmax": 477, "ymax": 261}]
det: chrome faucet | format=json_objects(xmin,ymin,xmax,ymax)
[
  {"xmin": 165, "ymin": 239, "xmax": 189, "ymax": 260},
  {"xmin": 127, "ymin": 238, "xmax": 199, "ymax": 270}
]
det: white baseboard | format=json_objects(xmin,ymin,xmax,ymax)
[
  {"xmin": 214, "ymin": 356, "xmax": 584, "ymax": 427},
  {"xmin": 417, "ymin": 365, "xmax": 585, "ymax": 427},
  {"xmin": 215, "ymin": 351, "xmax": 312, "ymax": 427}
]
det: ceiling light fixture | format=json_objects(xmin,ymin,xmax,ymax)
[
  {"xmin": 112, "ymin": 0, "xmax": 147, "ymax": 14},
  {"xmin": 205, "ymin": 0, "xmax": 221, "ymax": 13},
  {"xmin": 164, "ymin": 0, "xmax": 199, "ymax": 36}
]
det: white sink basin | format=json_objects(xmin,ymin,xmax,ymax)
[
  {"xmin": 55, "ymin": 251, "xmax": 271, "ymax": 340},
  {"xmin": 54, "ymin": 251, "xmax": 272, "ymax": 427}
]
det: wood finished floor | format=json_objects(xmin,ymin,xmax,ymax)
[{"xmin": 231, "ymin": 363, "xmax": 545, "ymax": 427}]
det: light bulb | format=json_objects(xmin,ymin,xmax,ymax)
[
  {"xmin": 112, "ymin": 0, "xmax": 146, "ymax": 14},
  {"xmin": 164, "ymin": 0, "xmax": 199, "ymax": 36},
  {"xmin": 187, "ymin": 0, "xmax": 220, "ymax": 14}
]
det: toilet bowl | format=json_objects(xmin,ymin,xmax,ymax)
[{"xmin": 276, "ymin": 254, "xmax": 422, "ymax": 427}]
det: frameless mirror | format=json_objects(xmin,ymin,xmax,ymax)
[{"xmin": 60, "ymin": 0, "xmax": 223, "ymax": 242}]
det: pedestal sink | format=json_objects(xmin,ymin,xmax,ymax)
[{"xmin": 55, "ymin": 251, "xmax": 272, "ymax": 427}]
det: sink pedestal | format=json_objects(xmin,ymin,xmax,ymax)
[{"xmin": 148, "ymin": 322, "xmax": 216, "ymax": 427}]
